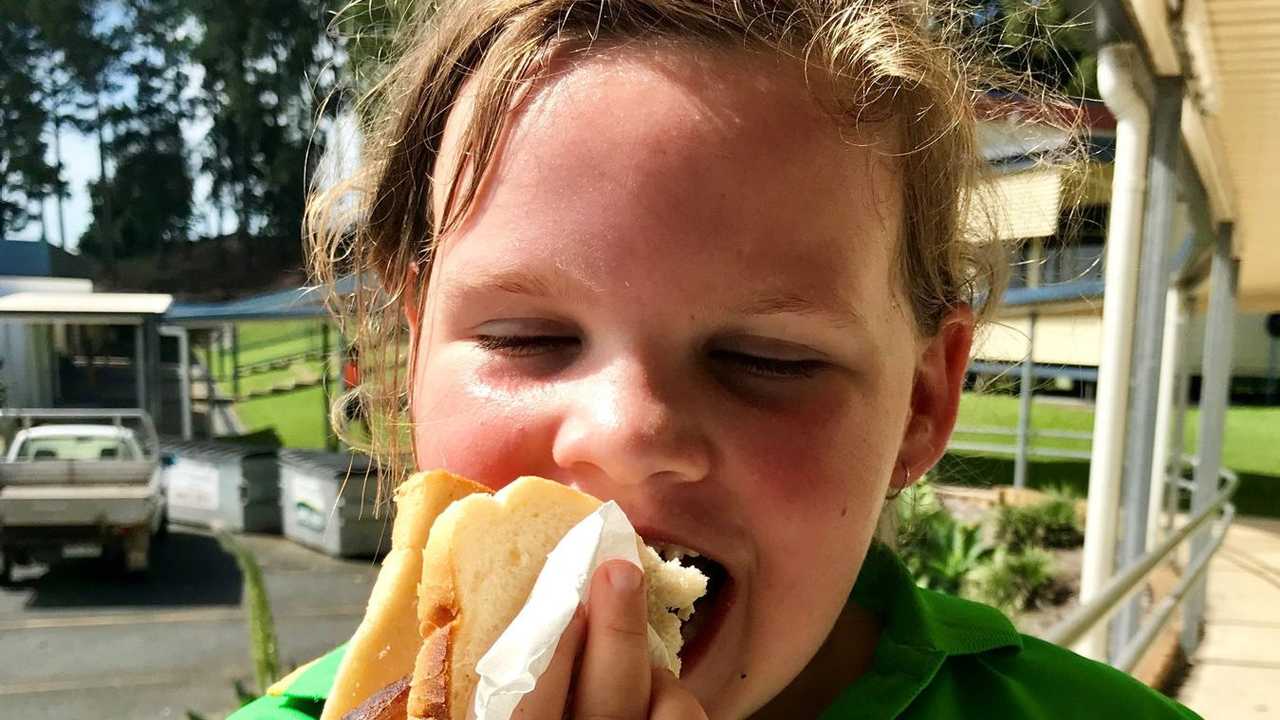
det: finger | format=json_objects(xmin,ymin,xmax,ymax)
[
  {"xmin": 513, "ymin": 607, "xmax": 586, "ymax": 720},
  {"xmin": 573, "ymin": 559, "xmax": 651, "ymax": 720},
  {"xmin": 649, "ymin": 668, "xmax": 708, "ymax": 720}
]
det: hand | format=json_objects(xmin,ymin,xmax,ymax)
[{"xmin": 513, "ymin": 560, "xmax": 708, "ymax": 720}]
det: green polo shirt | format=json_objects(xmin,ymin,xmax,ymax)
[{"xmin": 230, "ymin": 545, "xmax": 1200, "ymax": 719}]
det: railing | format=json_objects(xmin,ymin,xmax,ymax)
[
  {"xmin": 949, "ymin": 424, "xmax": 1093, "ymax": 461},
  {"xmin": 945, "ymin": 430, "xmax": 1240, "ymax": 671},
  {"xmin": 1045, "ymin": 461, "xmax": 1237, "ymax": 670}
]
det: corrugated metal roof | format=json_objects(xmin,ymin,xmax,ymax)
[
  {"xmin": 1125, "ymin": 0, "xmax": 1280, "ymax": 311},
  {"xmin": 975, "ymin": 167, "xmax": 1065, "ymax": 241},
  {"xmin": 165, "ymin": 275, "xmax": 360, "ymax": 324},
  {"xmin": 1205, "ymin": 0, "xmax": 1280, "ymax": 311}
]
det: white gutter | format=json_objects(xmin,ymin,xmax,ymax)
[{"xmin": 1078, "ymin": 43, "xmax": 1151, "ymax": 661}]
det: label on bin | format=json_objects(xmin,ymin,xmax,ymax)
[
  {"xmin": 293, "ymin": 476, "xmax": 331, "ymax": 532},
  {"xmin": 168, "ymin": 459, "xmax": 220, "ymax": 512}
]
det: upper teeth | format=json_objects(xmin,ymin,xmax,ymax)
[{"xmin": 650, "ymin": 541, "xmax": 701, "ymax": 562}]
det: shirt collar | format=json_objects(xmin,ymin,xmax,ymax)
[
  {"xmin": 853, "ymin": 542, "xmax": 1023, "ymax": 657},
  {"xmin": 820, "ymin": 543, "xmax": 1023, "ymax": 718}
]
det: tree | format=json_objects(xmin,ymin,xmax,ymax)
[
  {"xmin": 333, "ymin": 0, "xmax": 418, "ymax": 95},
  {"xmin": 191, "ymin": 0, "xmax": 339, "ymax": 263},
  {"xmin": 0, "ymin": 2, "xmax": 57, "ymax": 238},
  {"xmin": 955, "ymin": 0, "xmax": 1097, "ymax": 99},
  {"xmin": 81, "ymin": 0, "xmax": 196, "ymax": 259},
  {"xmin": 24, "ymin": 0, "xmax": 125, "ymax": 262}
]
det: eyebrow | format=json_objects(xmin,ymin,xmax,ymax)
[
  {"xmin": 734, "ymin": 291, "xmax": 867, "ymax": 331},
  {"xmin": 440, "ymin": 268, "xmax": 865, "ymax": 330},
  {"xmin": 438, "ymin": 268, "xmax": 595, "ymax": 305}
]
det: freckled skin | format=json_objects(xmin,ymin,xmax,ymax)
[{"xmin": 405, "ymin": 46, "xmax": 955, "ymax": 718}]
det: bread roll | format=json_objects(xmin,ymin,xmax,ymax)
[
  {"xmin": 320, "ymin": 471, "xmax": 491, "ymax": 720},
  {"xmin": 327, "ymin": 473, "xmax": 707, "ymax": 720},
  {"xmin": 407, "ymin": 477, "xmax": 707, "ymax": 720}
]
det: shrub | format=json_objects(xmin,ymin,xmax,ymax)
[
  {"xmin": 216, "ymin": 530, "xmax": 280, "ymax": 694},
  {"xmin": 966, "ymin": 547, "xmax": 1057, "ymax": 614},
  {"xmin": 896, "ymin": 483, "xmax": 993, "ymax": 595},
  {"xmin": 994, "ymin": 494, "xmax": 1083, "ymax": 551}
]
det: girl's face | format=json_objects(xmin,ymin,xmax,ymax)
[{"xmin": 407, "ymin": 46, "xmax": 967, "ymax": 717}]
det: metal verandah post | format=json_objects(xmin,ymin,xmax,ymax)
[
  {"xmin": 1182, "ymin": 225, "xmax": 1237, "ymax": 654},
  {"xmin": 1015, "ymin": 238, "xmax": 1043, "ymax": 489},
  {"xmin": 1113, "ymin": 76, "xmax": 1185, "ymax": 656},
  {"xmin": 322, "ymin": 323, "xmax": 336, "ymax": 451},
  {"xmin": 1164, "ymin": 296, "xmax": 1194, "ymax": 538},
  {"xmin": 134, "ymin": 322, "xmax": 146, "ymax": 410},
  {"xmin": 232, "ymin": 324, "xmax": 241, "ymax": 402},
  {"xmin": 204, "ymin": 333, "xmax": 217, "ymax": 439},
  {"xmin": 1147, "ymin": 285, "xmax": 1189, "ymax": 551}
]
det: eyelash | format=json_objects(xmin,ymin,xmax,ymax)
[
  {"xmin": 474, "ymin": 335, "xmax": 827, "ymax": 379},
  {"xmin": 474, "ymin": 334, "xmax": 578, "ymax": 356}
]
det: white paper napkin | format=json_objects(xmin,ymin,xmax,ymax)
[{"xmin": 470, "ymin": 500, "xmax": 643, "ymax": 720}]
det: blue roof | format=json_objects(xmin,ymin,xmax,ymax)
[
  {"xmin": 164, "ymin": 275, "xmax": 361, "ymax": 323},
  {"xmin": 165, "ymin": 274, "xmax": 1105, "ymax": 324},
  {"xmin": 0, "ymin": 240, "xmax": 53, "ymax": 277},
  {"xmin": 1002, "ymin": 279, "xmax": 1106, "ymax": 308}
]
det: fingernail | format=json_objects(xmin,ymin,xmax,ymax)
[{"xmin": 607, "ymin": 561, "xmax": 642, "ymax": 593}]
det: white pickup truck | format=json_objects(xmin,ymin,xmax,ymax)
[{"xmin": 0, "ymin": 410, "xmax": 166, "ymax": 583}]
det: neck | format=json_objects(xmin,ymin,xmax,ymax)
[{"xmin": 749, "ymin": 599, "xmax": 881, "ymax": 719}]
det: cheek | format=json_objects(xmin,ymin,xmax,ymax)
[
  {"xmin": 409, "ymin": 358, "xmax": 560, "ymax": 492},
  {"xmin": 730, "ymin": 387, "xmax": 898, "ymax": 523}
]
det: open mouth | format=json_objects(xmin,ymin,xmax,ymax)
[{"xmin": 647, "ymin": 541, "xmax": 733, "ymax": 669}]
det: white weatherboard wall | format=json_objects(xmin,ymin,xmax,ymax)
[
  {"xmin": 0, "ymin": 277, "xmax": 93, "ymax": 409},
  {"xmin": 974, "ymin": 311, "xmax": 1106, "ymax": 368},
  {"xmin": 973, "ymin": 308, "xmax": 1276, "ymax": 378}
]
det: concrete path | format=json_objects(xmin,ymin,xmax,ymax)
[{"xmin": 1179, "ymin": 516, "xmax": 1280, "ymax": 718}]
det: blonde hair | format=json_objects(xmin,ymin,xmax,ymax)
[{"xmin": 309, "ymin": 0, "xmax": 1071, "ymax": 499}]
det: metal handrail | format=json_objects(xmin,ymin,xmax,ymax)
[
  {"xmin": 1044, "ymin": 463, "xmax": 1239, "ymax": 650},
  {"xmin": 953, "ymin": 424, "xmax": 1094, "ymax": 441},
  {"xmin": 1112, "ymin": 502, "xmax": 1234, "ymax": 671}
]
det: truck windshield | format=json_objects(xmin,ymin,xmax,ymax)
[{"xmin": 17, "ymin": 437, "xmax": 138, "ymax": 461}]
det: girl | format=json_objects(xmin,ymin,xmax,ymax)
[{"xmin": 238, "ymin": 1, "xmax": 1200, "ymax": 717}]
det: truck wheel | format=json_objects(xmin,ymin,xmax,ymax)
[
  {"xmin": 154, "ymin": 507, "xmax": 170, "ymax": 544},
  {"xmin": 1, "ymin": 548, "xmax": 14, "ymax": 586},
  {"xmin": 123, "ymin": 530, "xmax": 151, "ymax": 577}
]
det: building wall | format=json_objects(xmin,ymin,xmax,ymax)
[
  {"xmin": 973, "ymin": 309, "xmax": 1106, "ymax": 367},
  {"xmin": 972, "ymin": 306, "xmax": 1278, "ymax": 379},
  {"xmin": 0, "ymin": 276, "xmax": 92, "ymax": 409}
]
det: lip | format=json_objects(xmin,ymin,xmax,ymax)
[
  {"xmin": 676, "ymin": 572, "xmax": 735, "ymax": 677},
  {"xmin": 633, "ymin": 525, "xmax": 719, "ymax": 560},
  {"xmin": 633, "ymin": 524, "xmax": 737, "ymax": 679}
]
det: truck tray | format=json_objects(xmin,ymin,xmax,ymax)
[{"xmin": 0, "ymin": 484, "xmax": 159, "ymax": 528}]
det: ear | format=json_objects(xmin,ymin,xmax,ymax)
[
  {"xmin": 402, "ymin": 261, "xmax": 425, "ymax": 398},
  {"xmin": 402, "ymin": 261, "xmax": 424, "ymax": 347},
  {"xmin": 894, "ymin": 305, "xmax": 975, "ymax": 491}
]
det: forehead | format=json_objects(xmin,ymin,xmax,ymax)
[{"xmin": 430, "ymin": 43, "xmax": 905, "ymax": 313}]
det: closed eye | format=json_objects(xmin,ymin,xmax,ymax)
[
  {"xmin": 712, "ymin": 350, "xmax": 828, "ymax": 379},
  {"xmin": 475, "ymin": 334, "xmax": 580, "ymax": 357}
]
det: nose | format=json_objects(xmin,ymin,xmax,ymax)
[{"xmin": 551, "ymin": 357, "xmax": 712, "ymax": 489}]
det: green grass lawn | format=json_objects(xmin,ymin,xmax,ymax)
[
  {"xmin": 949, "ymin": 392, "xmax": 1280, "ymax": 518},
  {"xmin": 209, "ymin": 319, "xmax": 331, "ymax": 377},
  {"xmin": 235, "ymin": 385, "xmax": 332, "ymax": 449}
]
